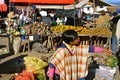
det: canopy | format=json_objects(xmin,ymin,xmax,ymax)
[
  {"xmin": 36, "ymin": 5, "xmax": 74, "ymax": 9},
  {"xmin": 10, "ymin": 0, "xmax": 74, "ymax": 4},
  {"xmin": 89, "ymin": 0, "xmax": 112, "ymax": 6},
  {"xmin": 75, "ymin": 0, "xmax": 89, "ymax": 8},
  {"xmin": 104, "ymin": 0, "xmax": 120, "ymax": 6},
  {"xmin": 75, "ymin": 0, "xmax": 112, "ymax": 8}
]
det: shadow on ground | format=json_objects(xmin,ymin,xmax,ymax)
[
  {"xmin": 0, "ymin": 45, "xmax": 6, "ymax": 49},
  {"xmin": 0, "ymin": 54, "xmax": 27, "ymax": 74},
  {"xmin": 0, "ymin": 52, "xmax": 13, "ymax": 60}
]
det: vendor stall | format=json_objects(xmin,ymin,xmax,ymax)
[{"xmin": 3, "ymin": 1, "xmax": 118, "ymax": 80}]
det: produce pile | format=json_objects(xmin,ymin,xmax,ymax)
[
  {"xmin": 87, "ymin": 27, "xmax": 112, "ymax": 37},
  {"xmin": 91, "ymin": 53, "xmax": 118, "ymax": 68},
  {"xmin": 23, "ymin": 22, "xmax": 58, "ymax": 36},
  {"xmin": 51, "ymin": 25, "xmax": 112, "ymax": 37},
  {"xmin": 11, "ymin": 22, "xmax": 59, "ymax": 37},
  {"xmin": 24, "ymin": 56, "xmax": 48, "ymax": 80},
  {"xmin": 51, "ymin": 25, "xmax": 89, "ymax": 34}
]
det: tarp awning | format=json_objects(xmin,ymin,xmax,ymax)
[
  {"xmin": 15, "ymin": 6, "xmax": 34, "ymax": 11},
  {"xmin": 89, "ymin": 0, "xmax": 112, "ymax": 6},
  {"xmin": 75, "ymin": 0, "xmax": 112, "ymax": 8},
  {"xmin": 10, "ymin": 0, "xmax": 74, "ymax": 4},
  {"xmin": 36, "ymin": 5, "xmax": 74, "ymax": 9},
  {"xmin": 104, "ymin": 0, "xmax": 120, "ymax": 6},
  {"xmin": 75, "ymin": 0, "xmax": 89, "ymax": 8}
]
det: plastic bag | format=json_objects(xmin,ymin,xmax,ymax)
[
  {"xmin": 15, "ymin": 70, "xmax": 35, "ymax": 80},
  {"xmin": 94, "ymin": 66, "xmax": 116, "ymax": 80}
]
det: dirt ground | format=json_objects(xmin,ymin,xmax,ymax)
[
  {"xmin": 0, "ymin": 33, "xmax": 52, "ymax": 80},
  {"xmin": 0, "ymin": 33, "xmax": 10, "ymax": 59}
]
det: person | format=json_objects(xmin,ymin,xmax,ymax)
[
  {"xmin": 0, "ymin": 15, "xmax": 3, "ymax": 34},
  {"xmin": 49, "ymin": 9, "xmax": 55, "ymax": 21},
  {"xmin": 19, "ymin": 11, "xmax": 24, "ymax": 27},
  {"xmin": 41, "ymin": 15, "xmax": 52, "ymax": 26},
  {"xmin": 35, "ymin": 8, "xmax": 41, "ymax": 22},
  {"xmin": 110, "ymin": 9, "xmax": 120, "ymax": 54},
  {"xmin": 96, "ymin": 10, "xmax": 111, "ymax": 27},
  {"xmin": 6, "ymin": 11, "xmax": 18, "ymax": 54},
  {"xmin": 47, "ymin": 30, "xmax": 111, "ymax": 80}
]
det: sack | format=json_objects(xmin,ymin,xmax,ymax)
[
  {"xmin": 114, "ymin": 66, "xmax": 120, "ymax": 80},
  {"xmin": 94, "ymin": 67, "xmax": 116, "ymax": 80}
]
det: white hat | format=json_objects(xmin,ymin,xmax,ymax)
[{"xmin": 7, "ymin": 11, "xmax": 17, "ymax": 19}]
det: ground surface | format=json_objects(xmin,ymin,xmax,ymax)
[{"xmin": 0, "ymin": 32, "xmax": 52, "ymax": 80}]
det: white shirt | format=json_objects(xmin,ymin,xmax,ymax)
[{"xmin": 19, "ymin": 14, "xmax": 23, "ymax": 20}]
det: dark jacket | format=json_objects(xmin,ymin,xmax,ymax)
[{"xmin": 110, "ymin": 15, "xmax": 120, "ymax": 36}]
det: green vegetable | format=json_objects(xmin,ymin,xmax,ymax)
[{"xmin": 106, "ymin": 56, "xmax": 118, "ymax": 68}]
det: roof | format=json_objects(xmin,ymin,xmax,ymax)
[{"xmin": 79, "ymin": 0, "xmax": 112, "ymax": 6}]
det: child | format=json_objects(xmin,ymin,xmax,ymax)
[{"xmin": 47, "ymin": 30, "xmax": 111, "ymax": 80}]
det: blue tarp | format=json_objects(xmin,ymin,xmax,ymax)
[{"xmin": 104, "ymin": 0, "xmax": 120, "ymax": 6}]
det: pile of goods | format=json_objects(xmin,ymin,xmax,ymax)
[
  {"xmin": 51, "ymin": 25, "xmax": 89, "ymax": 34},
  {"xmin": 24, "ymin": 22, "xmax": 58, "ymax": 36},
  {"xmin": 86, "ymin": 27, "xmax": 112, "ymax": 37},
  {"xmin": 90, "ymin": 53, "xmax": 118, "ymax": 68},
  {"xmin": 14, "ymin": 56, "xmax": 48, "ymax": 80},
  {"xmin": 32, "ymin": 42, "xmax": 49, "ymax": 53},
  {"xmin": 89, "ymin": 53, "xmax": 118, "ymax": 80},
  {"xmin": 51, "ymin": 25, "xmax": 112, "ymax": 37}
]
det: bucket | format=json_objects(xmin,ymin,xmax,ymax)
[{"xmin": 21, "ymin": 35, "xmax": 26, "ymax": 40}]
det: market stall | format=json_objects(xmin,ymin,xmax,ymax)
[
  {"xmin": 7, "ymin": 0, "xmax": 76, "ymax": 54},
  {"xmin": 3, "ymin": 0, "xmax": 119, "ymax": 80}
]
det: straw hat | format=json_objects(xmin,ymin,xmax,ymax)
[{"xmin": 7, "ymin": 11, "xmax": 17, "ymax": 19}]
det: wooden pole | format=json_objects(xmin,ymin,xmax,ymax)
[
  {"xmin": 93, "ymin": 0, "xmax": 95, "ymax": 27},
  {"xmin": 74, "ymin": 4, "xmax": 76, "ymax": 26}
]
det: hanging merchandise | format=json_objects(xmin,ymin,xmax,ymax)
[{"xmin": 0, "ymin": 0, "xmax": 7, "ymax": 12}]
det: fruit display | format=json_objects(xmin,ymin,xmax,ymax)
[
  {"xmin": 51, "ymin": 25, "xmax": 112, "ymax": 37},
  {"xmin": 51, "ymin": 25, "xmax": 89, "ymax": 34}
]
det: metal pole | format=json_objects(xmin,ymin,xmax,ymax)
[
  {"xmin": 9, "ymin": 2, "xmax": 11, "ymax": 12},
  {"xmin": 74, "ymin": 4, "xmax": 76, "ymax": 26},
  {"xmin": 93, "ymin": 0, "xmax": 95, "ymax": 27}
]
